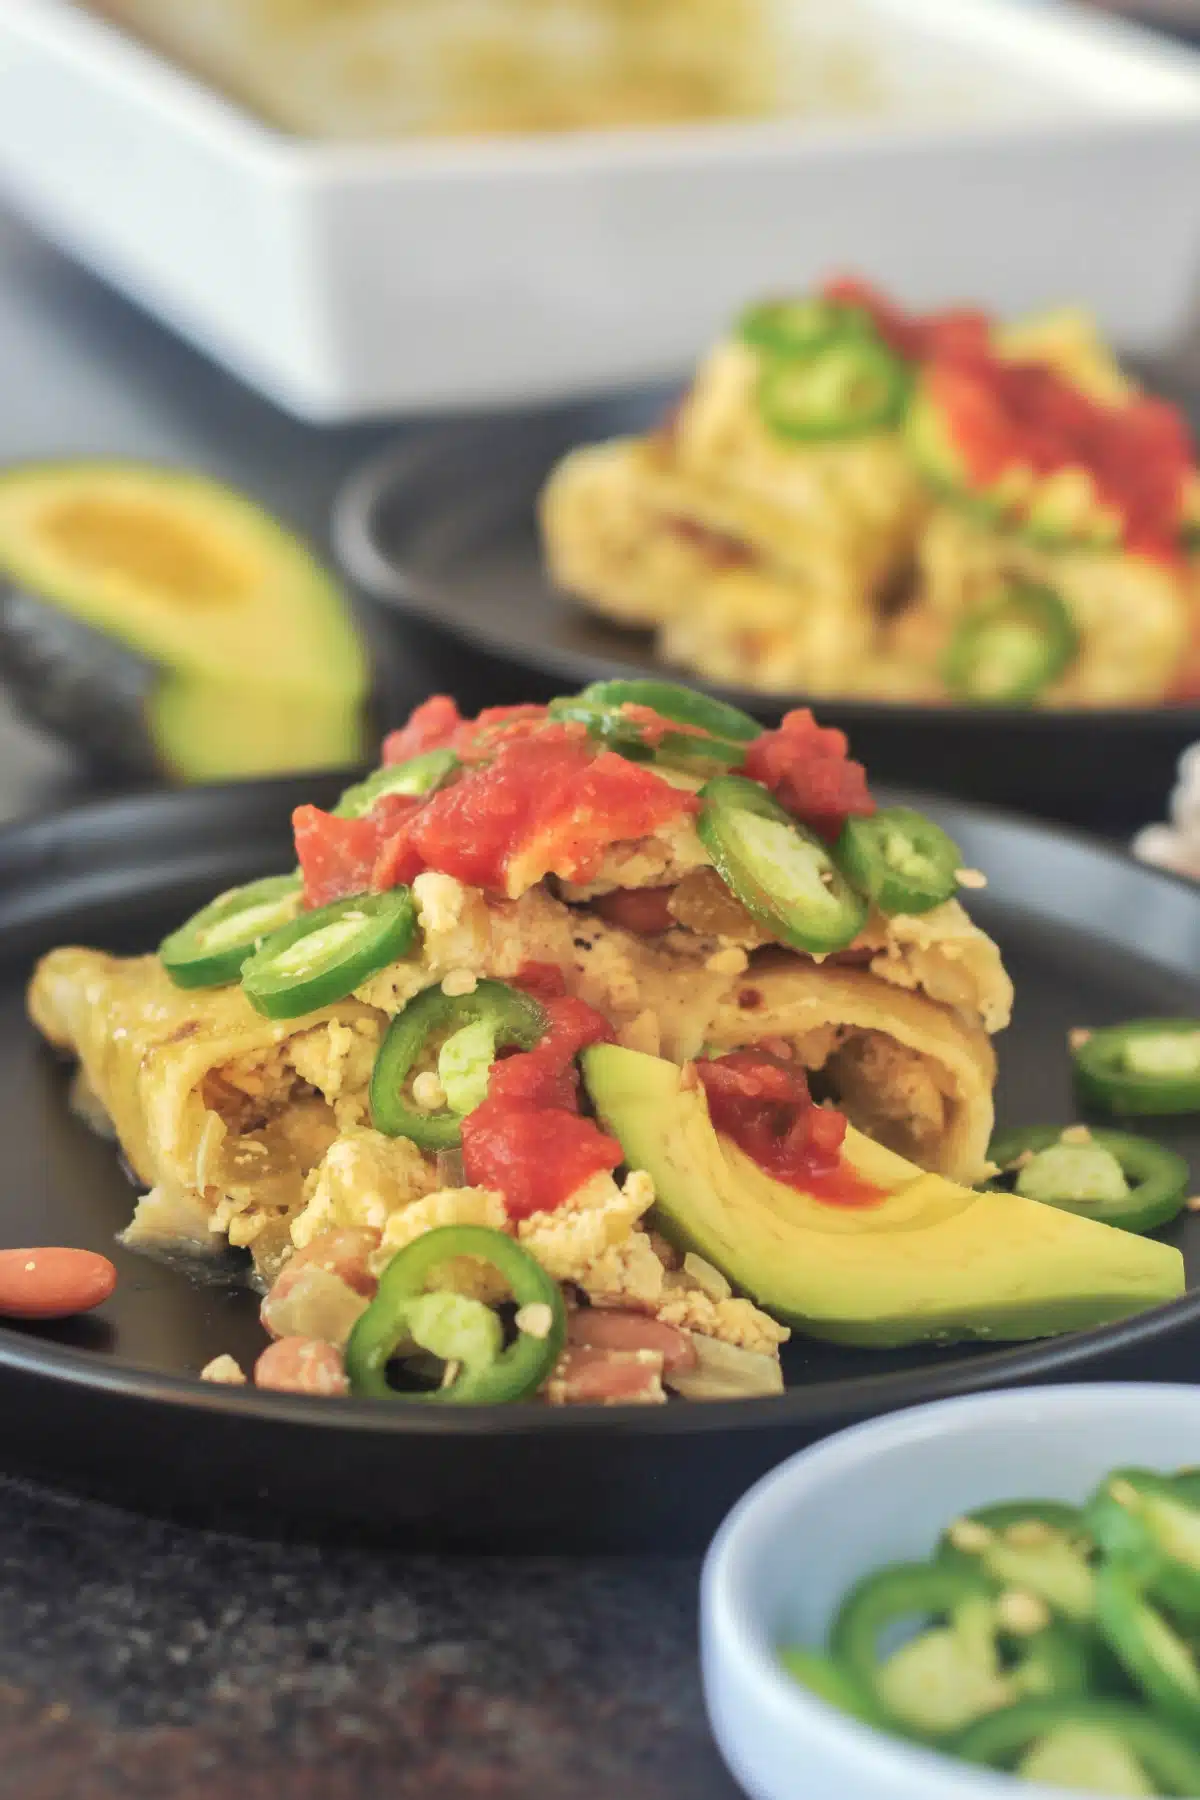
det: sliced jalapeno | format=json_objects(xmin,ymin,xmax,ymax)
[
  {"xmin": 739, "ymin": 296, "xmax": 867, "ymax": 361},
  {"xmin": 957, "ymin": 1696, "xmax": 1200, "ymax": 1796},
  {"xmin": 549, "ymin": 696, "xmax": 745, "ymax": 771},
  {"xmin": 1072, "ymin": 1020, "xmax": 1200, "ymax": 1118},
  {"xmin": 777, "ymin": 1648, "xmax": 884, "ymax": 1728},
  {"xmin": 333, "ymin": 749, "xmax": 459, "ymax": 820},
  {"xmin": 942, "ymin": 581, "xmax": 1079, "ymax": 707},
  {"xmin": 987, "ymin": 1126, "xmax": 1189, "ymax": 1236},
  {"xmin": 241, "ymin": 889, "xmax": 415, "ymax": 1020},
  {"xmin": 1095, "ymin": 1562, "xmax": 1200, "ymax": 1737},
  {"xmin": 344, "ymin": 1224, "xmax": 565, "ymax": 1404},
  {"xmin": 578, "ymin": 679, "xmax": 760, "ymax": 744},
  {"xmin": 698, "ymin": 775, "xmax": 867, "ymax": 955},
  {"xmin": 938, "ymin": 1501, "xmax": 1096, "ymax": 1624},
  {"xmin": 757, "ymin": 336, "xmax": 910, "ymax": 442},
  {"xmin": 370, "ymin": 978, "xmax": 547, "ymax": 1151},
  {"xmin": 1088, "ymin": 1469, "xmax": 1200, "ymax": 1624},
  {"xmin": 159, "ymin": 874, "xmax": 301, "ymax": 990},
  {"xmin": 836, "ymin": 807, "xmax": 962, "ymax": 917}
]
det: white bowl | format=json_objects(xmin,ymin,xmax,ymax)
[
  {"xmin": 2, "ymin": 0, "xmax": 1200, "ymax": 419},
  {"xmin": 701, "ymin": 1383, "xmax": 1200, "ymax": 1800}
]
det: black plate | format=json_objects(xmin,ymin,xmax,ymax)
[
  {"xmin": 5, "ymin": 778, "xmax": 1200, "ymax": 1552},
  {"xmin": 334, "ymin": 391, "xmax": 1200, "ymax": 833}
]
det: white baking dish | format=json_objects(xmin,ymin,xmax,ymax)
[{"xmin": 1, "ymin": 0, "xmax": 1200, "ymax": 421}]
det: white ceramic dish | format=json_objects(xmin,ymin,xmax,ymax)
[
  {"xmin": 2, "ymin": 0, "xmax": 1200, "ymax": 422},
  {"xmin": 701, "ymin": 1383, "xmax": 1200, "ymax": 1800}
]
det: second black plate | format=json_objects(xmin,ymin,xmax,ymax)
[
  {"xmin": 2, "ymin": 781, "xmax": 1200, "ymax": 1549},
  {"xmin": 334, "ymin": 391, "xmax": 1200, "ymax": 832}
]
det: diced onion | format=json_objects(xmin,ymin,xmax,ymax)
[
  {"xmin": 683, "ymin": 1251, "xmax": 732, "ymax": 1302},
  {"xmin": 435, "ymin": 1148, "xmax": 466, "ymax": 1187},
  {"xmin": 666, "ymin": 1334, "xmax": 784, "ymax": 1400}
]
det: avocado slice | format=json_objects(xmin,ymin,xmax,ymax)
[
  {"xmin": 581, "ymin": 1046, "xmax": 1185, "ymax": 1348},
  {"xmin": 0, "ymin": 462, "xmax": 368, "ymax": 780}
]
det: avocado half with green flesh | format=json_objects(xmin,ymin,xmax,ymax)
[
  {"xmin": 905, "ymin": 377, "xmax": 1122, "ymax": 552},
  {"xmin": 0, "ymin": 462, "xmax": 368, "ymax": 781},
  {"xmin": 581, "ymin": 1046, "xmax": 1185, "ymax": 1349}
]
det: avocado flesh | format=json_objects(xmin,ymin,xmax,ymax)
[
  {"xmin": 581, "ymin": 1047, "xmax": 1185, "ymax": 1349},
  {"xmin": 0, "ymin": 462, "xmax": 367, "ymax": 779}
]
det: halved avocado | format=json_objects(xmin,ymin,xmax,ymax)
[
  {"xmin": 582, "ymin": 1046, "xmax": 1184, "ymax": 1348},
  {"xmin": 0, "ymin": 462, "xmax": 368, "ymax": 780}
]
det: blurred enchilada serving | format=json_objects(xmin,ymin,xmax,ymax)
[{"xmin": 542, "ymin": 282, "xmax": 1200, "ymax": 708}]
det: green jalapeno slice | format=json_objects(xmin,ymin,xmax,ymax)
[
  {"xmin": 1088, "ymin": 1469, "xmax": 1200, "ymax": 1624},
  {"xmin": 739, "ymin": 296, "xmax": 868, "ymax": 361},
  {"xmin": 776, "ymin": 1648, "xmax": 884, "ymax": 1728},
  {"xmin": 986, "ymin": 1126, "xmax": 1189, "ymax": 1236},
  {"xmin": 333, "ymin": 749, "xmax": 460, "ymax": 819},
  {"xmin": 370, "ymin": 978, "xmax": 548, "ymax": 1151},
  {"xmin": 240, "ymin": 889, "xmax": 415, "ymax": 1020},
  {"xmin": 1072, "ymin": 1020, "xmax": 1200, "ymax": 1118},
  {"xmin": 578, "ymin": 679, "xmax": 760, "ymax": 744},
  {"xmin": 937, "ymin": 1501, "xmax": 1096, "ymax": 1624},
  {"xmin": 344, "ymin": 1225, "xmax": 565, "ymax": 1404},
  {"xmin": 549, "ymin": 696, "xmax": 746, "ymax": 771},
  {"xmin": 159, "ymin": 874, "xmax": 302, "ymax": 990},
  {"xmin": 957, "ymin": 1696, "xmax": 1200, "ymax": 1796},
  {"xmin": 836, "ymin": 807, "xmax": 963, "ymax": 917},
  {"xmin": 942, "ymin": 582, "xmax": 1079, "ymax": 707},
  {"xmin": 1095, "ymin": 1562, "xmax": 1200, "ymax": 1737},
  {"xmin": 757, "ymin": 336, "xmax": 910, "ymax": 442},
  {"xmin": 698, "ymin": 775, "xmax": 867, "ymax": 955}
]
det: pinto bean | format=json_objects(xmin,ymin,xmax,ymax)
[
  {"xmin": 0, "ymin": 1248, "xmax": 116, "ymax": 1320},
  {"xmin": 567, "ymin": 1308, "xmax": 698, "ymax": 1374},
  {"xmin": 547, "ymin": 1345, "xmax": 667, "ymax": 1405},
  {"xmin": 254, "ymin": 1336, "xmax": 348, "ymax": 1397},
  {"xmin": 591, "ymin": 887, "xmax": 677, "ymax": 937},
  {"xmin": 275, "ymin": 1229, "xmax": 380, "ymax": 1299}
]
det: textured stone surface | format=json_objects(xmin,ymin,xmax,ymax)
[{"xmin": 0, "ymin": 1473, "xmax": 741, "ymax": 1800}]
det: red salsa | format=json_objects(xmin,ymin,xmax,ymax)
[
  {"xmin": 461, "ymin": 995, "xmax": 621, "ymax": 1219},
  {"xmin": 743, "ymin": 709, "xmax": 875, "ymax": 842},
  {"xmin": 696, "ymin": 1049, "xmax": 884, "ymax": 1207}
]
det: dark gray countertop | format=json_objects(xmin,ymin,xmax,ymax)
[{"xmin": 0, "ymin": 204, "xmax": 739, "ymax": 1800}]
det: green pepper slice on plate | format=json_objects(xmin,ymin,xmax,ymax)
[
  {"xmin": 757, "ymin": 335, "xmax": 910, "ymax": 442},
  {"xmin": 1095, "ymin": 1562, "xmax": 1200, "ymax": 1737},
  {"xmin": 1072, "ymin": 1020, "xmax": 1200, "ymax": 1118},
  {"xmin": 956, "ymin": 1696, "xmax": 1200, "ymax": 1796},
  {"xmin": 987, "ymin": 1126, "xmax": 1189, "ymax": 1236},
  {"xmin": 241, "ymin": 889, "xmax": 415, "ymax": 1020},
  {"xmin": 370, "ymin": 978, "xmax": 548, "ymax": 1151},
  {"xmin": 344, "ymin": 1224, "xmax": 565, "ymax": 1404},
  {"xmin": 739, "ymin": 296, "xmax": 867, "ymax": 361},
  {"xmin": 159, "ymin": 874, "xmax": 301, "ymax": 990},
  {"xmin": 937, "ymin": 1500, "xmax": 1096, "ymax": 1624},
  {"xmin": 836, "ymin": 806, "xmax": 962, "ymax": 917},
  {"xmin": 698, "ymin": 775, "xmax": 867, "ymax": 955},
  {"xmin": 578, "ymin": 678, "xmax": 760, "ymax": 744},
  {"xmin": 942, "ymin": 581, "xmax": 1079, "ymax": 706},
  {"xmin": 549, "ymin": 696, "xmax": 746, "ymax": 771},
  {"xmin": 333, "ymin": 749, "xmax": 459, "ymax": 819}
]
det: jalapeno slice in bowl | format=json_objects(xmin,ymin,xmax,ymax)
[
  {"xmin": 698, "ymin": 775, "xmax": 867, "ymax": 955},
  {"xmin": 957, "ymin": 1696, "xmax": 1200, "ymax": 1795},
  {"xmin": 241, "ymin": 889, "xmax": 416, "ymax": 1019},
  {"xmin": 836, "ymin": 806, "xmax": 962, "ymax": 916},
  {"xmin": 333, "ymin": 749, "xmax": 459, "ymax": 819},
  {"xmin": 1072, "ymin": 1020, "xmax": 1200, "ymax": 1117},
  {"xmin": 986, "ymin": 1125, "xmax": 1189, "ymax": 1235},
  {"xmin": 159, "ymin": 874, "xmax": 301, "ymax": 990},
  {"xmin": 739, "ymin": 296, "xmax": 864, "ymax": 360},
  {"xmin": 344, "ymin": 1225, "xmax": 565, "ymax": 1404}
]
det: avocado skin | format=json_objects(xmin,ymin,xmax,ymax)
[{"xmin": 582, "ymin": 1046, "xmax": 1185, "ymax": 1350}]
